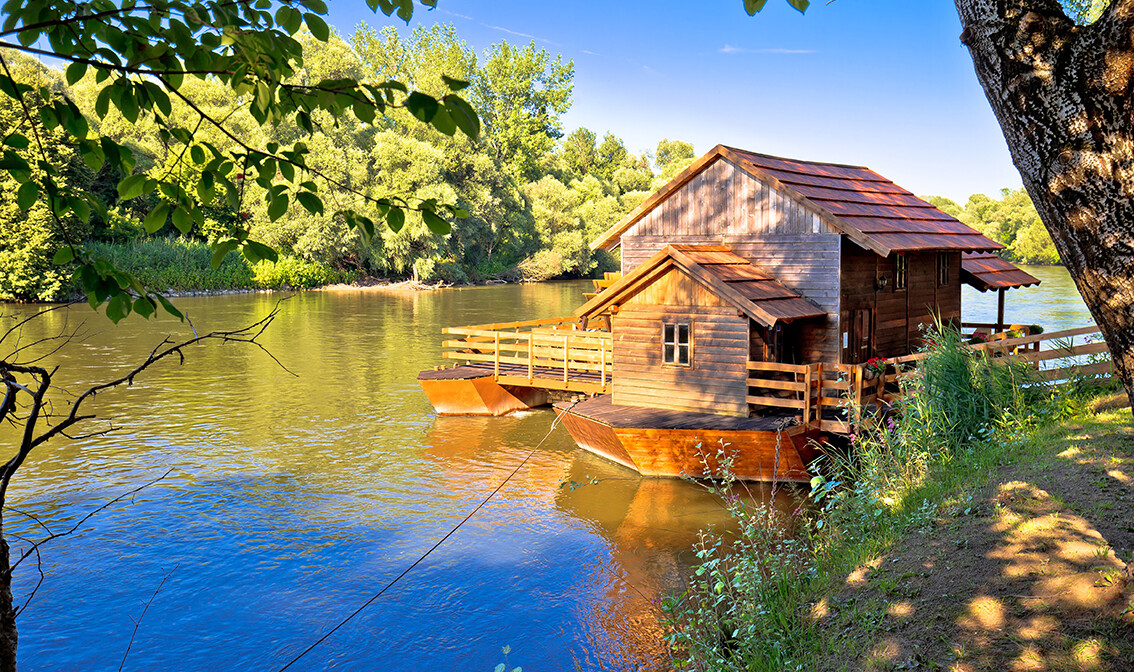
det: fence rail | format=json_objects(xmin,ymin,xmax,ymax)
[
  {"xmin": 746, "ymin": 324, "xmax": 1113, "ymax": 434},
  {"xmin": 441, "ymin": 317, "xmax": 613, "ymax": 394}
]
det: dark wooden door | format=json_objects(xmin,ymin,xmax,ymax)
[{"xmin": 846, "ymin": 308, "xmax": 873, "ymax": 363}]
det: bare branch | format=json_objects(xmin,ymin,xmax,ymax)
[
  {"xmin": 9, "ymin": 470, "xmax": 174, "ymax": 575},
  {"xmin": 118, "ymin": 563, "xmax": 179, "ymax": 672}
]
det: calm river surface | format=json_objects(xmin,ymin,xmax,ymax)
[{"xmin": 1, "ymin": 265, "xmax": 1090, "ymax": 671}]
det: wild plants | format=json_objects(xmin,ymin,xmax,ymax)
[{"xmin": 666, "ymin": 322, "xmax": 1048, "ymax": 671}]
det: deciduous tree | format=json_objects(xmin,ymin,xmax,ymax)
[{"xmin": 0, "ymin": 0, "xmax": 479, "ymax": 324}]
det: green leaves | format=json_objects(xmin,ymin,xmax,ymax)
[
  {"xmin": 743, "ymin": 0, "xmax": 808, "ymax": 14},
  {"xmin": 422, "ymin": 210, "xmax": 451, "ymax": 235},
  {"xmin": 305, "ymin": 13, "xmax": 330, "ymax": 41},
  {"xmin": 118, "ymin": 174, "xmax": 148, "ymax": 200},
  {"xmin": 52, "ymin": 247, "xmax": 75, "ymax": 265},
  {"xmin": 242, "ymin": 240, "xmax": 278, "ymax": 264},
  {"xmin": 16, "ymin": 181, "xmax": 38, "ymax": 210},
  {"xmin": 144, "ymin": 202, "xmax": 170, "ymax": 233}
]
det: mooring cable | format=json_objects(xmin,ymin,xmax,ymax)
[{"xmin": 276, "ymin": 399, "xmax": 583, "ymax": 671}]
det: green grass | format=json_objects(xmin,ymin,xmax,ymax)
[
  {"xmin": 662, "ymin": 324, "xmax": 1116, "ymax": 671},
  {"xmin": 84, "ymin": 237, "xmax": 355, "ymax": 292}
]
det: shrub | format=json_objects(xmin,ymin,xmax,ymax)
[
  {"xmin": 665, "ymin": 322, "xmax": 1046, "ymax": 671},
  {"xmin": 251, "ymin": 256, "xmax": 349, "ymax": 289}
]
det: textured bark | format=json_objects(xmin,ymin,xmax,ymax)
[
  {"xmin": 0, "ymin": 535, "xmax": 15, "ymax": 672},
  {"xmin": 956, "ymin": 0, "xmax": 1134, "ymax": 406}
]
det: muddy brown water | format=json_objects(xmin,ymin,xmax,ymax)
[{"xmin": 0, "ymin": 267, "xmax": 1091, "ymax": 670}]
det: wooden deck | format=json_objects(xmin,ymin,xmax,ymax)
[
  {"xmin": 557, "ymin": 394, "xmax": 797, "ymax": 431},
  {"xmin": 418, "ymin": 361, "xmax": 606, "ymax": 392},
  {"xmin": 439, "ymin": 316, "xmax": 612, "ymax": 394}
]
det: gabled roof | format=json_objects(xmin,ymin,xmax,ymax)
[
  {"xmin": 576, "ymin": 244, "xmax": 827, "ymax": 328},
  {"xmin": 961, "ymin": 252, "xmax": 1041, "ymax": 292},
  {"xmin": 590, "ymin": 144, "xmax": 1003, "ymax": 257}
]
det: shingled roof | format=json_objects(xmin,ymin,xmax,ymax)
[
  {"xmin": 961, "ymin": 252, "xmax": 1042, "ymax": 292},
  {"xmin": 576, "ymin": 244, "xmax": 826, "ymax": 328},
  {"xmin": 590, "ymin": 145, "xmax": 1003, "ymax": 256}
]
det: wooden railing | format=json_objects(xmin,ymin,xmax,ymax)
[
  {"xmin": 747, "ymin": 325, "xmax": 1114, "ymax": 434},
  {"xmin": 747, "ymin": 361, "xmax": 883, "ymax": 434},
  {"xmin": 441, "ymin": 317, "xmax": 614, "ymax": 394}
]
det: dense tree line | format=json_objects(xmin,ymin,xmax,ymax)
[
  {"xmin": 0, "ymin": 25, "xmax": 697, "ymax": 300},
  {"xmin": 926, "ymin": 190, "xmax": 1061, "ymax": 265}
]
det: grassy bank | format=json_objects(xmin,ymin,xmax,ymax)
[
  {"xmin": 85, "ymin": 238, "xmax": 356, "ymax": 292},
  {"xmin": 663, "ymin": 326, "xmax": 1131, "ymax": 671}
]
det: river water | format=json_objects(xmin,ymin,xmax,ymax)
[{"xmin": 1, "ymin": 266, "xmax": 1089, "ymax": 671}]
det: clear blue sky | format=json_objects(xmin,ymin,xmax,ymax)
[{"xmin": 325, "ymin": 0, "xmax": 1022, "ymax": 203}]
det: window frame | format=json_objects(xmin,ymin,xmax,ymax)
[
  {"xmin": 893, "ymin": 254, "xmax": 908, "ymax": 291},
  {"xmin": 936, "ymin": 252, "xmax": 949, "ymax": 287},
  {"xmin": 662, "ymin": 321, "xmax": 692, "ymax": 367}
]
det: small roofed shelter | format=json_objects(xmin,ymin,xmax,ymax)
[
  {"xmin": 576, "ymin": 244, "xmax": 825, "ymax": 417},
  {"xmin": 588, "ymin": 144, "xmax": 1005, "ymax": 363},
  {"xmin": 961, "ymin": 252, "xmax": 1042, "ymax": 333}
]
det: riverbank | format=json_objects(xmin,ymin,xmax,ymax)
[
  {"xmin": 809, "ymin": 397, "xmax": 1134, "ymax": 671},
  {"xmin": 665, "ymin": 330, "xmax": 1132, "ymax": 671}
]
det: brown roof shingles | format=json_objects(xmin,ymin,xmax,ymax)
[
  {"xmin": 961, "ymin": 252, "xmax": 1042, "ymax": 291},
  {"xmin": 576, "ymin": 244, "xmax": 826, "ymax": 328},
  {"xmin": 589, "ymin": 144, "xmax": 1003, "ymax": 255}
]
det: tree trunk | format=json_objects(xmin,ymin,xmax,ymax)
[
  {"xmin": 0, "ymin": 535, "xmax": 16, "ymax": 672},
  {"xmin": 956, "ymin": 0, "xmax": 1134, "ymax": 406}
]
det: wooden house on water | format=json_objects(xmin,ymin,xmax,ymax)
[{"xmin": 419, "ymin": 145, "xmax": 1042, "ymax": 482}]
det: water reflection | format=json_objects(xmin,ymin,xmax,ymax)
[
  {"xmin": 0, "ymin": 268, "xmax": 1092, "ymax": 670},
  {"xmin": 0, "ymin": 284, "xmax": 740, "ymax": 671}
]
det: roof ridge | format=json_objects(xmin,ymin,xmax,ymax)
[{"xmin": 720, "ymin": 144, "xmax": 873, "ymax": 171}]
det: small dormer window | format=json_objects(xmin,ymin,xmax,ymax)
[
  {"xmin": 936, "ymin": 252, "xmax": 949, "ymax": 286},
  {"xmin": 894, "ymin": 254, "xmax": 908, "ymax": 290},
  {"xmin": 663, "ymin": 322, "xmax": 691, "ymax": 365}
]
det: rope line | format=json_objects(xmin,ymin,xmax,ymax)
[{"xmin": 276, "ymin": 400, "xmax": 581, "ymax": 671}]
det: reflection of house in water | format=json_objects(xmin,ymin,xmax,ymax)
[
  {"xmin": 554, "ymin": 453, "xmax": 805, "ymax": 669},
  {"xmin": 420, "ymin": 145, "xmax": 1042, "ymax": 482}
]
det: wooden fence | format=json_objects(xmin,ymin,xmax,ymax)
[
  {"xmin": 441, "ymin": 317, "xmax": 614, "ymax": 394},
  {"xmin": 746, "ymin": 325, "xmax": 1113, "ymax": 434}
]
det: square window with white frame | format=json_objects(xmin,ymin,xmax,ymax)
[{"xmin": 663, "ymin": 322, "xmax": 691, "ymax": 366}]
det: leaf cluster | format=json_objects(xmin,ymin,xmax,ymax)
[{"xmin": 0, "ymin": 0, "xmax": 479, "ymax": 321}]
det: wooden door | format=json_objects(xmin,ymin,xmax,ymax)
[{"xmin": 845, "ymin": 308, "xmax": 873, "ymax": 363}]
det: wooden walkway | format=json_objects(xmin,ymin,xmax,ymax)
[{"xmin": 440, "ymin": 316, "xmax": 613, "ymax": 394}]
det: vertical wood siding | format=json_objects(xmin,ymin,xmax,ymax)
[
  {"xmin": 617, "ymin": 157, "xmax": 842, "ymax": 364},
  {"xmin": 839, "ymin": 243, "xmax": 963, "ymax": 362}
]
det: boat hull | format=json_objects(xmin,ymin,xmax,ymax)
[
  {"xmin": 556, "ymin": 397, "xmax": 822, "ymax": 483},
  {"xmin": 418, "ymin": 375, "xmax": 549, "ymax": 415}
]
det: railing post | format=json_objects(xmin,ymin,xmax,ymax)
[
  {"xmin": 816, "ymin": 364, "xmax": 825, "ymax": 421},
  {"xmin": 494, "ymin": 332, "xmax": 500, "ymax": 378},
  {"xmin": 563, "ymin": 335, "xmax": 570, "ymax": 384},
  {"xmin": 527, "ymin": 334, "xmax": 533, "ymax": 382},
  {"xmin": 803, "ymin": 363, "xmax": 812, "ymax": 427},
  {"xmin": 600, "ymin": 340, "xmax": 606, "ymax": 389}
]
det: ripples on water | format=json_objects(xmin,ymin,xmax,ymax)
[
  {"xmin": 1, "ymin": 284, "xmax": 774, "ymax": 671},
  {"xmin": 1, "ymin": 270, "xmax": 1091, "ymax": 670}
]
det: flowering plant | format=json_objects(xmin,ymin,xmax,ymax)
[
  {"xmin": 864, "ymin": 357, "xmax": 887, "ymax": 375},
  {"xmin": 968, "ymin": 331, "xmax": 988, "ymax": 344}
]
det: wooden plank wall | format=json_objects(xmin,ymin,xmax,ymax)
[
  {"xmin": 612, "ymin": 268, "xmax": 750, "ymax": 416},
  {"xmin": 617, "ymin": 157, "xmax": 843, "ymax": 365},
  {"xmin": 840, "ymin": 242, "xmax": 963, "ymax": 362},
  {"xmin": 624, "ymin": 158, "xmax": 839, "ymax": 244},
  {"xmin": 623, "ymin": 233, "xmax": 841, "ymax": 364}
]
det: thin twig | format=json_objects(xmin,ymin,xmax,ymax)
[
  {"xmin": 118, "ymin": 563, "xmax": 179, "ymax": 672},
  {"xmin": 9, "ymin": 470, "xmax": 174, "ymax": 574}
]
